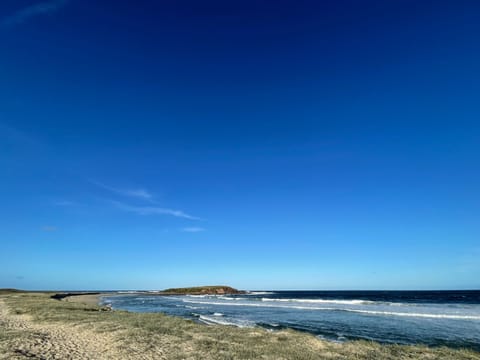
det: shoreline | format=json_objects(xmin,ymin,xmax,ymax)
[
  {"xmin": 68, "ymin": 291, "xmax": 480, "ymax": 350},
  {"xmin": 62, "ymin": 293, "xmax": 105, "ymax": 306},
  {"xmin": 2, "ymin": 292, "xmax": 479, "ymax": 359}
]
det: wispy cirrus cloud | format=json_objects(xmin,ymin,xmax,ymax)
[
  {"xmin": 92, "ymin": 180, "xmax": 201, "ymax": 220},
  {"xmin": 122, "ymin": 189, "xmax": 153, "ymax": 200},
  {"xmin": 181, "ymin": 227, "xmax": 206, "ymax": 233},
  {"xmin": 0, "ymin": 122, "xmax": 42, "ymax": 149},
  {"xmin": 2, "ymin": 0, "xmax": 68, "ymax": 27},
  {"xmin": 90, "ymin": 180, "xmax": 154, "ymax": 201},
  {"xmin": 111, "ymin": 201, "xmax": 200, "ymax": 220}
]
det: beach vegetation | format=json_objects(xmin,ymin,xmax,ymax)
[{"xmin": 1, "ymin": 293, "xmax": 479, "ymax": 359}]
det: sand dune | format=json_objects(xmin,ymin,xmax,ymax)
[{"xmin": 0, "ymin": 299, "xmax": 119, "ymax": 359}]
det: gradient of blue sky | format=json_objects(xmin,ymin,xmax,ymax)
[{"xmin": 1, "ymin": 0, "xmax": 479, "ymax": 290}]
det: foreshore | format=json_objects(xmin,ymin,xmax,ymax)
[
  {"xmin": 62, "ymin": 293, "xmax": 104, "ymax": 306},
  {"xmin": 1, "ymin": 291, "xmax": 479, "ymax": 359}
]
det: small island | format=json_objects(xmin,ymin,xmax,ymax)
[{"xmin": 159, "ymin": 285, "xmax": 244, "ymax": 295}]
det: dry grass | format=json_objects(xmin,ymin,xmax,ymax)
[{"xmin": 1, "ymin": 292, "xmax": 479, "ymax": 359}]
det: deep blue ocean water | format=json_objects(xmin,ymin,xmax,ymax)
[{"xmin": 102, "ymin": 290, "xmax": 480, "ymax": 350}]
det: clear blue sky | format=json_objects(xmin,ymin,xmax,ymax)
[{"xmin": 1, "ymin": 0, "xmax": 479, "ymax": 291}]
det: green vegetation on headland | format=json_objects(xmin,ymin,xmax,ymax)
[
  {"xmin": 1, "ymin": 292, "xmax": 479, "ymax": 359},
  {"xmin": 161, "ymin": 285, "xmax": 244, "ymax": 295}
]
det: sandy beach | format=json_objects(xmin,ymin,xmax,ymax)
[
  {"xmin": 1, "ymin": 292, "xmax": 479, "ymax": 360},
  {"xmin": 63, "ymin": 293, "xmax": 104, "ymax": 306},
  {"xmin": 0, "ymin": 296, "xmax": 117, "ymax": 359}
]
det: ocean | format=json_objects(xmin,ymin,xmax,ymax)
[{"xmin": 101, "ymin": 290, "xmax": 480, "ymax": 350}]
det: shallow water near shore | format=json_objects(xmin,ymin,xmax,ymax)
[{"xmin": 102, "ymin": 290, "xmax": 480, "ymax": 350}]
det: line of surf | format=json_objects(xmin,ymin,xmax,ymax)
[
  {"xmin": 182, "ymin": 299, "xmax": 480, "ymax": 320},
  {"xmin": 261, "ymin": 298, "xmax": 373, "ymax": 305}
]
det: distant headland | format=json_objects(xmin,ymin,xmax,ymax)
[{"xmin": 159, "ymin": 285, "xmax": 244, "ymax": 295}]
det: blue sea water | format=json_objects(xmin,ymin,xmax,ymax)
[{"xmin": 102, "ymin": 290, "xmax": 480, "ymax": 350}]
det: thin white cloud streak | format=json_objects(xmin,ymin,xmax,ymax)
[
  {"xmin": 90, "ymin": 180, "xmax": 154, "ymax": 201},
  {"xmin": 111, "ymin": 201, "xmax": 200, "ymax": 220},
  {"xmin": 124, "ymin": 189, "xmax": 153, "ymax": 200},
  {"xmin": 2, "ymin": 0, "xmax": 68, "ymax": 27},
  {"xmin": 181, "ymin": 227, "xmax": 206, "ymax": 233},
  {"xmin": 0, "ymin": 122, "xmax": 42, "ymax": 148}
]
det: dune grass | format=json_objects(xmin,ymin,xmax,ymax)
[{"xmin": 1, "ymin": 292, "xmax": 479, "ymax": 359}]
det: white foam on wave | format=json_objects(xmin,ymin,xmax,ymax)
[
  {"xmin": 198, "ymin": 315, "xmax": 253, "ymax": 327},
  {"xmin": 261, "ymin": 298, "xmax": 373, "ymax": 305},
  {"xmin": 99, "ymin": 298, "xmax": 110, "ymax": 306},
  {"xmin": 246, "ymin": 291, "xmax": 275, "ymax": 295},
  {"xmin": 185, "ymin": 294, "xmax": 242, "ymax": 300},
  {"xmin": 267, "ymin": 322, "xmax": 280, "ymax": 327},
  {"xmin": 344, "ymin": 309, "xmax": 480, "ymax": 320},
  {"xmin": 184, "ymin": 298, "xmax": 339, "ymax": 311},
  {"xmin": 217, "ymin": 296, "xmax": 242, "ymax": 301},
  {"xmin": 182, "ymin": 299, "xmax": 480, "ymax": 320}
]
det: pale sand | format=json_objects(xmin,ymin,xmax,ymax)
[
  {"xmin": 0, "ymin": 298, "xmax": 119, "ymax": 359},
  {"xmin": 0, "ymin": 295, "xmax": 203, "ymax": 359},
  {"xmin": 63, "ymin": 294, "xmax": 103, "ymax": 306}
]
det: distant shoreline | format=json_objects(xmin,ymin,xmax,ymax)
[{"xmin": 51, "ymin": 285, "xmax": 245, "ymax": 305}]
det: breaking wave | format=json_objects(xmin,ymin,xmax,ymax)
[
  {"xmin": 261, "ymin": 298, "xmax": 373, "ymax": 305},
  {"xmin": 183, "ymin": 299, "xmax": 480, "ymax": 320},
  {"xmin": 195, "ymin": 314, "xmax": 253, "ymax": 327}
]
